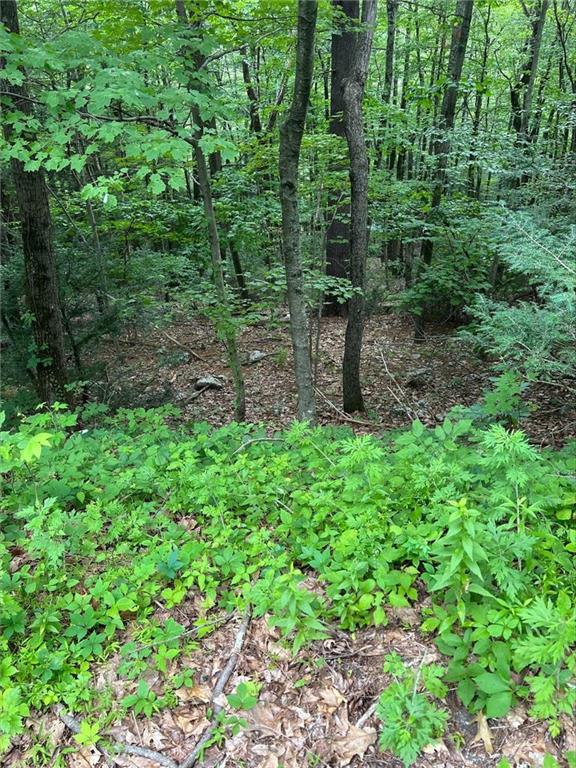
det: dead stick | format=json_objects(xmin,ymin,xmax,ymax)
[
  {"xmin": 314, "ymin": 387, "xmax": 385, "ymax": 428},
  {"xmin": 180, "ymin": 607, "xmax": 252, "ymax": 768},
  {"xmin": 56, "ymin": 706, "xmax": 178, "ymax": 768},
  {"xmin": 355, "ymin": 699, "xmax": 378, "ymax": 728},
  {"xmin": 163, "ymin": 331, "xmax": 207, "ymax": 363}
]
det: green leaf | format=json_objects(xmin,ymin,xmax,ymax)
[
  {"xmin": 474, "ymin": 673, "xmax": 510, "ymax": 695},
  {"xmin": 457, "ymin": 678, "xmax": 476, "ymax": 708},
  {"xmin": 484, "ymin": 691, "xmax": 512, "ymax": 718}
]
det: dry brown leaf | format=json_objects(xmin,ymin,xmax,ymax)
[
  {"xmin": 259, "ymin": 755, "xmax": 279, "ymax": 768},
  {"xmin": 422, "ymin": 740, "xmax": 450, "ymax": 756},
  {"xmin": 506, "ymin": 704, "xmax": 528, "ymax": 729},
  {"xmin": 318, "ymin": 685, "xmax": 346, "ymax": 712},
  {"xmin": 331, "ymin": 725, "xmax": 377, "ymax": 766},
  {"xmin": 176, "ymin": 683, "xmax": 212, "ymax": 703},
  {"xmin": 68, "ymin": 746, "xmax": 101, "ymax": 767},
  {"xmin": 248, "ymin": 703, "xmax": 285, "ymax": 737},
  {"xmin": 474, "ymin": 712, "xmax": 493, "ymax": 754},
  {"xmin": 561, "ymin": 714, "xmax": 576, "ymax": 752},
  {"xmin": 172, "ymin": 712, "xmax": 209, "ymax": 737}
]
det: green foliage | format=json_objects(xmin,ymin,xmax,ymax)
[
  {"xmin": 0, "ymin": 406, "xmax": 575, "ymax": 755},
  {"xmin": 463, "ymin": 214, "xmax": 576, "ymax": 384},
  {"xmin": 376, "ymin": 653, "xmax": 448, "ymax": 766}
]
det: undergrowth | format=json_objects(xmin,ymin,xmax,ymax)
[{"xmin": 0, "ymin": 404, "xmax": 575, "ymax": 764}]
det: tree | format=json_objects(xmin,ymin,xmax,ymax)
[
  {"xmin": 324, "ymin": 1, "xmax": 358, "ymax": 316},
  {"xmin": 279, "ymin": 0, "xmax": 318, "ymax": 422},
  {"xmin": 0, "ymin": 0, "xmax": 69, "ymax": 405},
  {"xmin": 341, "ymin": 0, "xmax": 377, "ymax": 413},
  {"xmin": 175, "ymin": 0, "xmax": 246, "ymax": 421},
  {"xmin": 510, "ymin": 1, "xmax": 549, "ymax": 146},
  {"xmin": 414, "ymin": 0, "xmax": 474, "ymax": 342}
]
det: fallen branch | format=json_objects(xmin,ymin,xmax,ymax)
[
  {"xmin": 355, "ymin": 699, "xmax": 379, "ymax": 728},
  {"xmin": 189, "ymin": 385, "xmax": 210, "ymax": 401},
  {"xmin": 56, "ymin": 705, "xmax": 178, "ymax": 768},
  {"xmin": 180, "ymin": 607, "xmax": 252, "ymax": 768},
  {"xmin": 378, "ymin": 350, "xmax": 422, "ymax": 421},
  {"xmin": 163, "ymin": 331, "xmax": 207, "ymax": 363},
  {"xmin": 230, "ymin": 437, "xmax": 284, "ymax": 456},
  {"xmin": 314, "ymin": 387, "xmax": 385, "ymax": 429}
]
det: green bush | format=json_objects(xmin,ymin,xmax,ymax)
[{"xmin": 463, "ymin": 213, "xmax": 576, "ymax": 383}]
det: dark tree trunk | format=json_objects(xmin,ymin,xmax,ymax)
[
  {"xmin": 375, "ymin": 0, "xmax": 398, "ymax": 170},
  {"xmin": 467, "ymin": 4, "xmax": 491, "ymax": 198},
  {"xmin": 279, "ymin": 0, "xmax": 318, "ymax": 422},
  {"xmin": 341, "ymin": 0, "xmax": 377, "ymax": 413},
  {"xmin": 324, "ymin": 0, "xmax": 358, "ymax": 316},
  {"xmin": 241, "ymin": 47, "xmax": 263, "ymax": 135},
  {"xmin": 1, "ymin": 0, "xmax": 69, "ymax": 404},
  {"xmin": 420, "ymin": 0, "xmax": 474, "ymax": 268},
  {"xmin": 511, "ymin": 0, "xmax": 549, "ymax": 145}
]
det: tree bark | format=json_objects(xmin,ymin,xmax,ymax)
[
  {"xmin": 279, "ymin": 0, "xmax": 318, "ymax": 422},
  {"xmin": 175, "ymin": 0, "xmax": 245, "ymax": 420},
  {"xmin": 324, "ymin": 0, "xmax": 358, "ymax": 316},
  {"xmin": 341, "ymin": 0, "xmax": 377, "ymax": 413},
  {"xmin": 419, "ymin": 0, "xmax": 474, "ymax": 269},
  {"xmin": 1, "ymin": 0, "xmax": 69, "ymax": 404},
  {"xmin": 194, "ymin": 139, "xmax": 246, "ymax": 421},
  {"xmin": 241, "ymin": 47, "xmax": 263, "ymax": 135},
  {"xmin": 511, "ymin": 0, "xmax": 549, "ymax": 145},
  {"xmin": 467, "ymin": 4, "xmax": 491, "ymax": 198}
]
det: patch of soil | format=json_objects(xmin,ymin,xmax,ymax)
[{"xmin": 89, "ymin": 310, "xmax": 576, "ymax": 446}]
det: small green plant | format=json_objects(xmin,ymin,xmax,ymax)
[
  {"xmin": 226, "ymin": 681, "xmax": 260, "ymax": 710},
  {"xmin": 376, "ymin": 654, "xmax": 448, "ymax": 767}
]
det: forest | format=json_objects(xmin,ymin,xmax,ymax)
[{"xmin": 0, "ymin": 0, "xmax": 575, "ymax": 766}]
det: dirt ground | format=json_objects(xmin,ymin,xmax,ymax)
[{"xmin": 91, "ymin": 310, "xmax": 575, "ymax": 446}]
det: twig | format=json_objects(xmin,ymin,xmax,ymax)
[
  {"xmin": 230, "ymin": 437, "xmax": 283, "ymax": 456},
  {"xmin": 189, "ymin": 385, "xmax": 210, "ymax": 401},
  {"xmin": 355, "ymin": 699, "xmax": 379, "ymax": 728},
  {"xmin": 180, "ymin": 607, "xmax": 252, "ymax": 768},
  {"xmin": 378, "ymin": 350, "xmax": 421, "ymax": 421},
  {"xmin": 56, "ymin": 706, "xmax": 178, "ymax": 768},
  {"xmin": 314, "ymin": 387, "xmax": 385, "ymax": 429},
  {"xmin": 163, "ymin": 331, "xmax": 207, "ymax": 362}
]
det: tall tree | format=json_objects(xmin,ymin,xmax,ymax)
[
  {"xmin": 341, "ymin": 0, "xmax": 377, "ymax": 413},
  {"xmin": 175, "ymin": 0, "xmax": 246, "ymax": 420},
  {"xmin": 324, "ymin": 0, "xmax": 358, "ymax": 316},
  {"xmin": 511, "ymin": 0, "xmax": 549, "ymax": 145},
  {"xmin": 279, "ymin": 0, "xmax": 318, "ymax": 422},
  {"xmin": 414, "ymin": 0, "xmax": 474, "ymax": 341},
  {"xmin": 0, "ymin": 0, "xmax": 69, "ymax": 404}
]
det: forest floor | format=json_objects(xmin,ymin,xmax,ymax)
[
  {"xmin": 10, "ymin": 313, "xmax": 574, "ymax": 768},
  {"xmin": 32, "ymin": 605, "xmax": 572, "ymax": 768},
  {"xmin": 93, "ymin": 309, "xmax": 575, "ymax": 446}
]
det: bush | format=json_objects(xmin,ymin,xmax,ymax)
[{"xmin": 463, "ymin": 212, "xmax": 576, "ymax": 384}]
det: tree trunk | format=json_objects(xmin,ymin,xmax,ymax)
[
  {"xmin": 279, "ymin": 0, "xmax": 318, "ymax": 422},
  {"xmin": 420, "ymin": 0, "xmax": 474, "ymax": 268},
  {"xmin": 467, "ymin": 4, "xmax": 491, "ymax": 198},
  {"xmin": 175, "ymin": 0, "xmax": 245, "ymax": 420},
  {"xmin": 324, "ymin": 0, "xmax": 358, "ymax": 316},
  {"xmin": 241, "ymin": 47, "xmax": 263, "ymax": 135},
  {"xmin": 194, "ymin": 140, "xmax": 246, "ymax": 421},
  {"xmin": 511, "ymin": 0, "xmax": 549, "ymax": 145},
  {"xmin": 341, "ymin": 0, "xmax": 377, "ymax": 413},
  {"xmin": 375, "ymin": 0, "xmax": 398, "ymax": 170},
  {"xmin": 1, "ymin": 0, "xmax": 69, "ymax": 405}
]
